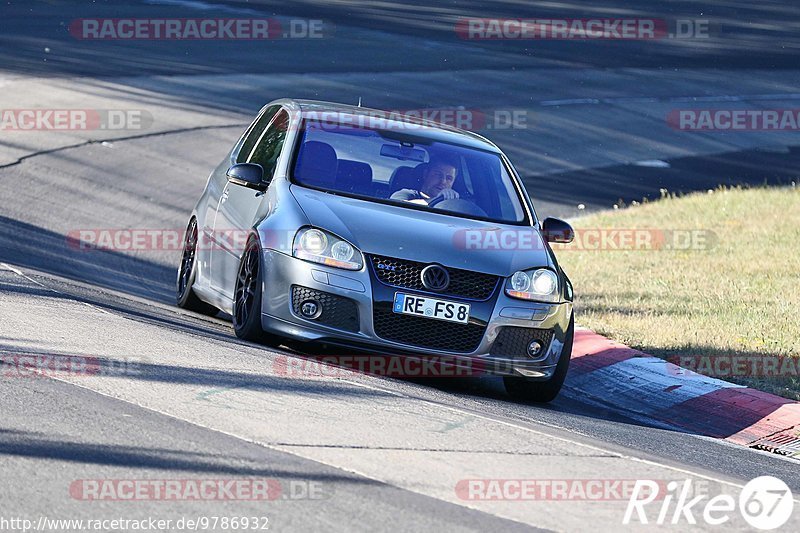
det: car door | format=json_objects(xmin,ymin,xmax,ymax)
[
  {"xmin": 202, "ymin": 105, "xmax": 278, "ymax": 290},
  {"xmin": 211, "ymin": 108, "xmax": 290, "ymax": 296}
]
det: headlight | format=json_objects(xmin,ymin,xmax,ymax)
[
  {"xmin": 299, "ymin": 229, "xmax": 327, "ymax": 255},
  {"xmin": 293, "ymin": 227, "xmax": 363, "ymax": 270},
  {"xmin": 510, "ymin": 271, "xmax": 531, "ymax": 292},
  {"xmin": 330, "ymin": 240, "xmax": 354, "ymax": 262},
  {"xmin": 505, "ymin": 268, "xmax": 559, "ymax": 302}
]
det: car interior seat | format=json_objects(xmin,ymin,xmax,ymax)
[
  {"xmin": 389, "ymin": 162, "xmax": 428, "ymax": 193},
  {"xmin": 335, "ymin": 160, "xmax": 373, "ymax": 195},
  {"xmin": 295, "ymin": 141, "xmax": 338, "ymax": 188}
]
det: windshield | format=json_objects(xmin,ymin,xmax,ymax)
[{"xmin": 291, "ymin": 119, "xmax": 528, "ymax": 224}]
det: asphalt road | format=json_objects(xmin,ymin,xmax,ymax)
[{"xmin": 1, "ymin": 1, "xmax": 799, "ymax": 531}]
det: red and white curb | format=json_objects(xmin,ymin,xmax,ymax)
[{"xmin": 565, "ymin": 327, "xmax": 800, "ymax": 457}]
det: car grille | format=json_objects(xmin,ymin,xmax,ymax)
[
  {"xmin": 369, "ymin": 254, "xmax": 499, "ymax": 300},
  {"xmin": 291, "ymin": 286, "xmax": 359, "ymax": 333},
  {"xmin": 490, "ymin": 327, "xmax": 554, "ymax": 358},
  {"xmin": 372, "ymin": 307, "xmax": 485, "ymax": 353}
]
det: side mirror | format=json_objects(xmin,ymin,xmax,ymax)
[
  {"xmin": 226, "ymin": 163, "xmax": 266, "ymax": 191},
  {"xmin": 541, "ymin": 217, "xmax": 574, "ymax": 244}
]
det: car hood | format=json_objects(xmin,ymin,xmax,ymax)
[{"xmin": 289, "ymin": 186, "xmax": 553, "ymax": 276}]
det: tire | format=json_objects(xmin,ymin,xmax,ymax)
[
  {"xmin": 503, "ymin": 314, "xmax": 574, "ymax": 403},
  {"xmin": 232, "ymin": 235, "xmax": 282, "ymax": 346},
  {"xmin": 176, "ymin": 218, "xmax": 219, "ymax": 316}
]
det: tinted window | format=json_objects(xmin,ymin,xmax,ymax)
[
  {"xmin": 292, "ymin": 121, "xmax": 527, "ymax": 224},
  {"xmin": 246, "ymin": 110, "xmax": 289, "ymax": 179},
  {"xmin": 236, "ymin": 105, "xmax": 280, "ymax": 163}
]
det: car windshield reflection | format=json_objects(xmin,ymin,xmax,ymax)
[{"xmin": 291, "ymin": 120, "xmax": 528, "ymax": 224}]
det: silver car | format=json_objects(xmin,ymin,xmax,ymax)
[{"xmin": 177, "ymin": 99, "xmax": 576, "ymax": 402}]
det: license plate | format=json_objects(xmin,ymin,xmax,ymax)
[{"xmin": 392, "ymin": 293, "xmax": 470, "ymax": 324}]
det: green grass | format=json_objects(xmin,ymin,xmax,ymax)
[{"xmin": 554, "ymin": 185, "xmax": 800, "ymax": 399}]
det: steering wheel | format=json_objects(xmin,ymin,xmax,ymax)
[
  {"xmin": 427, "ymin": 194, "xmax": 448, "ymax": 208},
  {"xmin": 429, "ymin": 198, "xmax": 488, "ymax": 217},
  {"xmin": 428, "ymin": 191, "xmax": 475, "ymax": 208}
]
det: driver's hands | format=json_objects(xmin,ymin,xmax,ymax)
[{"xmin": 429, "ymin": 189, "xmax": 460, "ymax": 203}]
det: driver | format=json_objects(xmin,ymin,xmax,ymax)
[{"xmin": 390, "ymin": 157, "xmax": 460, "ymax": 205}]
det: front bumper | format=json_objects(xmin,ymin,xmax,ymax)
[{"xmin": 260, "ymin": 250, "xmax": 573, "ymax": 379}]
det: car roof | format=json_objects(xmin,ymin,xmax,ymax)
[{"xmin": 273, "ymin": 98, "xmax": 503, "ymax": 153}]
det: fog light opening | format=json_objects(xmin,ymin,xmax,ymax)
[
  {"xmin": 526, "ymin": 339, "xmax": 544, "ymax": 358},
  {"xmin": 300, "ymin": 300, "xmax": 322, "ymax": 319}
]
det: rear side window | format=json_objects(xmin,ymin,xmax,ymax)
[
  {"xmin": 247, "ymin": 110, "xmax": 290, "ymax": 180},
  {"xmin": 236, "ymin": 105, "xmax": 280, "ymax": 163}
]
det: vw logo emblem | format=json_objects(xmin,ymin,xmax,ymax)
[{"xmin": 421, "ymin": 264, "xmax": 449, "ymax": 291}]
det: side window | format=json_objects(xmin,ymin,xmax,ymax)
[
  {"xmin": 236, "ymin": 105, "xmax": 280, "ymax": 163},
  {"xmin": 246, "ymin": 110, "xmax": 290, "ymax": 180}
]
